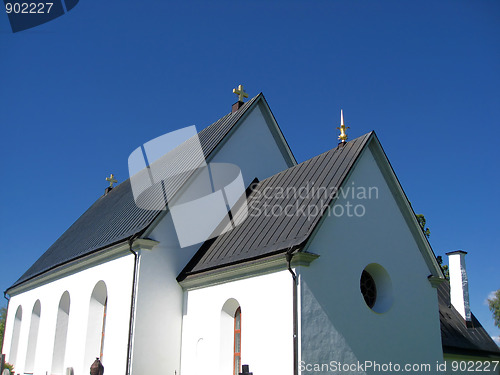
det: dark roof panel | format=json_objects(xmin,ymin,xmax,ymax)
[
  {"xmin": 179, "ymin": 132, "xmax": 373, "ymax": 277},
  {"xmin": 438, "ymin": 281, "xmax": 500, "ymax": 356},
  {"xmin": 9, "ymin": 94, "xmax": 262, "ymax": 291}
]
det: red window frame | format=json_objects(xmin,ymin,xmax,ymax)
[
  {"xmin": 100, "ymin": 297, "xmax": 108, "ymax": 360},
  {"xmin": 233, "ymin": 307, "xmax": 241, "ymax": 375}
]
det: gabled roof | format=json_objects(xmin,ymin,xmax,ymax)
[
  {"xmin": 9, "ymin": 93, "xmax": 281, "ymax": 292},
  {"xmin": 179, "ymin": 132, "xmax": 373, "ymax": 279},
  {"xmin": 179, "ymin": 131, "xmax": 445, "ymax": 283},
  {"xmin": 438, "ymin": 281, "xmax": 500, "ymax": 357}
]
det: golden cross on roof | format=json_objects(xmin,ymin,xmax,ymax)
[
  {"xmin": 337, "ymin": 109, "xmax": 349, "ymax": 143},
  {"xmin": 106, "ymin": 173, "xmax": 117, "ymax": 188},
  {"xmin": 233, "ymin": 84, "xmax": 249, "ymax": 102}
]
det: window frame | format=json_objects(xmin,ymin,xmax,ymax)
[{"xmin": 233, "ymin": 307, "xmax": 241, "ymax": 375}]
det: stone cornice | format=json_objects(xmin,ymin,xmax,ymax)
[
  {"xmin": 7, "ymin": 239, "xmax": 159, "ymax": 296},
  {"xmin": 179, "ymin": 251, "xmax": 319, "ymax": 290}
]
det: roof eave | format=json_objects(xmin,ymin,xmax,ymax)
[
  {"xmin": 178, "ymin": 250, "xmax": 319, "ymax": 290},
  {"xmin": 6, "ymin": 238, "xmax": 159, "ymax": 296}
]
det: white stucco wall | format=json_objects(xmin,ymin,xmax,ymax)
[
  {"xmin": 3, "ymin": 253, "xmax": 135, "ymax": 375},
  {"xmin": 180, "ymin": 270, "xmax": 294, "ymax": 375},
  {"xmin": 299, "ymin": 145, "xmax": 443, "ymax": 374},
  {"xmin": 131, "ymin": 211, "xmax": 187, "ymax": 375},
  {"xmin": 131, "ymin": 103, "xmax": 294, "ymax": 375}
]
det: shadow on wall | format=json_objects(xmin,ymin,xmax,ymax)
[{"xmin": 300, "ymin": 280, "xmax": 365, "ymax": 375}]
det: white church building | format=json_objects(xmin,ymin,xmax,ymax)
[{"xmin": 2, "ymin": 89, "xmax": 499, "ymax": 375}]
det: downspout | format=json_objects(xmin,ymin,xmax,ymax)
[
  {"xmin": 125, "ymin": 236, "xmax": 140, "ymax": 375},
  {"xmin": 286, "ymin": 249, "xmax": 298, "ymax": 375},
  {"xmin": 2, "ymin": 291, "xmax": 10, "ymax": 364}
]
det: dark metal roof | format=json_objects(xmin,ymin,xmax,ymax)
[
  {"xmin": 179, "ymin": 132, "xmax": 373, "ymax": 279},
  {"xmin": 177, "ymin": 130, "xmax": 500, "ymax": 357},
  {"xmin": 8, "ymin": 94, "xmax": 263, "ymax": 292},
  {"xmin": 438, "ymin": 281, "xmax": 500, "ymax": 357}
]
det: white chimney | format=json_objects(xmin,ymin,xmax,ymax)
[{"xmin": 446, "ymin": 250, "xmax": 471, "ymax": 323}]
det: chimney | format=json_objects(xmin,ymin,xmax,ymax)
[
  {"xmin": 232, "ymin": 101, "xmax": 244, "ymax": 113},
  {"xmin": 446, "ymin": 250, "xmax": 472, "ymax": 325}
]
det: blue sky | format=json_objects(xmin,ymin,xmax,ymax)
[{"xmin": 1, "ymin": 0, "xmax": 499, "ymax": 343}]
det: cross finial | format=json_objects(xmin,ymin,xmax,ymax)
[
  {"xmin": 106, "ymin": 173, "xmax": 117, "ymax": 188},
  {"xmin": 337, "ymin": 109, "xmax": 349, "ymax": 143},
  {"xmin": 233, "ymin": 84, "xmax": 249, "ymax": 102}
]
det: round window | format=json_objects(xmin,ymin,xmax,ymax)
[{"xmin": 360, "ymin": 263, "xmax": 393, "ymax": 313}]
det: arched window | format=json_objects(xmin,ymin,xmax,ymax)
[
  {"xmin": 220, "ymin": 299, "xmax": 241, "ymax": 375},
  {"xmin": 25, "ymin": 300, "xmax": 41, "ymax": 372},
  {"xmin": 9, "ymin": 305, "xmax": 22, "ymax": 366},
  {"xmin": 51, "ymin": 291, "xmax": 70, "ymax": 375},
  {"xmin": 84, "ymin": 281, "xmax": 108, "ymax": 369},
  {"xmin": 233, "ymin": 307, "xmax": 241, "ymax": 375}
]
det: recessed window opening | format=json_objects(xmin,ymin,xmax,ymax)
[
  {"xmin": 25, "ymin": 300, "xmax": 41, "ymax": 372},
  {"xmin": 360, "ymin": 270, "xmax": 377, "ymax": 309},
  {"xmin": 233, "ymin": 307, "xmax": 241, "ymax": 375},
  {"xmin": 360, "ymin": 263, "xmax": 394, "ymax": 313}
]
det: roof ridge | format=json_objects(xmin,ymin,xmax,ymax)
[{"xmin": 256, "ymin": 131, "xmax": 374, "ymax": 185}]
